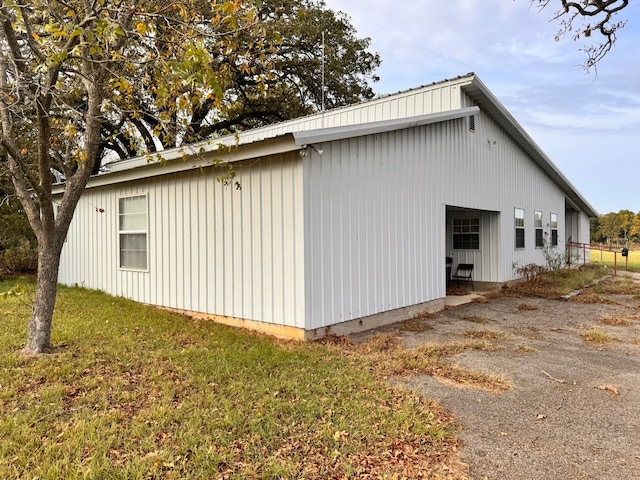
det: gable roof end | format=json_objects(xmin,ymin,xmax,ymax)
[{"xmin": 462, "ymin": 75, "xmax": 598, "ymax": 217}]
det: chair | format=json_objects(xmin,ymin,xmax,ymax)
[
  {"xmin": 446, "ymin": 256, "xmax": 453, "ymax": 288},
  {"xmin": 452, "ymin": 263, "xmax": 474, "ymax": 290}
]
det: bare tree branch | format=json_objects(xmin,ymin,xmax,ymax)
[{"xmin": 534, "ymin": 0, "xmax": 629, "ymax": 70}]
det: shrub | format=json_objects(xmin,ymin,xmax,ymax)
[
  {"xmin": 514, "ymin": 263, "xmax": 545, "ymax": 282},
  {"xmin": 0, "ymin": 240, "xmax": 38, "ymax": 275}
]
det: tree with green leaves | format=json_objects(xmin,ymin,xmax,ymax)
[
  {"xmin": 590, "ymin": 216, "xmax": 602, "ymax": 243},
  {"xmin": 1, "ymin": 0, "xmax": 379, "ymax": 354},
  {"xmin": 0, "ymin": 0, "xmax": 262, "ymax": 354},
  {"xmin": 618, "ymin": 209, "xmax": 634, "ymax": 240},
  {"xmin": 533, "ymin": 0, "xmax": 630, "ymax": 69},
  {"xmin": 0, "ymin": 179, "xmax": 34, "ymax": 241},
  {"xmin": 0, "ymin": 173, "xmax": 36, "ymax": 273},
  {"xmin": 97, "ymin": 0, "xmax": 380, "ymax": 166},
  {"xmin": 630, "ymin": 213, "xmax": 640, "ymax": 243},
  {"xmin": 598, "ymin": 212, "xmax": 623, "ymax": 242}
]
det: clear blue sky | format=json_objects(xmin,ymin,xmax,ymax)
[{"xmin": 323, "ymin": 0, "xmax": 640, "ymax": 215}]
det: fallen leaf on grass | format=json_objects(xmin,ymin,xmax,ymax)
[
  {"xmin": 518, "ymin": 303, "xmax": 539, "ymax": 311},
  {"xmin": 596, "ymin": 384, "xmax": 619, "ymax": 395}
]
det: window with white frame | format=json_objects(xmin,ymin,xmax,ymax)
[
  {"xmin": 534, "ymin": 210, "xmax": 543, "ymax": 248},
  {"xmin": 550, "ymin": 212, "xmax": 558, "ymax": 246},
  {"xmin": 119, "ymin": 195, "xmax": 148, "ymax": 270},
  {"xmin": 453, "ymin": 218, "xmax": 480, "ymax": 250},
  {"xmin": 515, "ymin": 208, "xmax": 525, "ymax": 249}
]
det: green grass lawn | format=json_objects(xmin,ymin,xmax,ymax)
[
  {"xmin": 589, "ymin": 248, "xmax": 640, "ymax": 273},
  {"xmin": 0, "ymin": 278, "xmax": 463, "ymax": 479}
]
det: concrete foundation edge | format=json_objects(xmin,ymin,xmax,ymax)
[
  {"xmin": 153, "ymin": 297, "xmax": 446, "ymax": 341},
  {"xmin": 304, "ymin": 297, "xmax": 446, "ymax": 340}
]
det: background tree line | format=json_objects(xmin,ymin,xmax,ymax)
[
  {"xmin": 590, "ymin": 210, "xmax": 640, "ymax": 245},
  {"xmin": 0, "ymin": 174, "xmax": 37, "ymax": 275}
]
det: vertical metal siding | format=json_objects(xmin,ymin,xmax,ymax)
[
  {"xmin": 454, "ymin": 95, "xmax": 568, "ymax": 281},
  {"xmin": 237, "ymin": 77, "xmax": 467, "ymax": 144},
  {"xmin": 578, "ymin": 213, "xmax": 590, "ymax": 245},
  {"xmin": 58, "ymin": 77, "xmax": 589, "ymax": 332},
  {"xmin": 303, "ymin": 101, "xmax": 574, "ymax": 329},
  {"xmin": 304, "ymin": 128, "xmax": 448, "ymax": 330},
  {"xmin": 58, "ymin": 153, "xmax": 305, "ymax": 328}
]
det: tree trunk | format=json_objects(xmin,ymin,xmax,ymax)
[{"xmin": 22, "ymin": 246, "xmax": 62, "ymax": 355}]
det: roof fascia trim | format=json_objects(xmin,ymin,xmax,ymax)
[
  {"xmin": 52, "ymin": 135, "xmax": 299, "ymax": 194},
  {"xmin": 462, "ymin": 76, "xmax": 598, "ymax": 217},
  {"xmin": 292, "ymin": 106, "xmax": 480, "ymax": 145}
]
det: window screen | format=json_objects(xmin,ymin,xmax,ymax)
[
  {"xmin": 550, "ymin": 213, "xmax": 558, "ymax": 247},
  {"xmin": 515, "ymin": 208, "xmax": 525, "ymax": 249},
  {"xmin": 119, "ymin": 195, "xmax": 148, "ymax": 270},
  {"xmin": 453, "ymin": 218, "xmax": 480, "ymax": 250},
  {"xmin": 534, "ymin": 210, "xmax": 543, "ymax": 248}
]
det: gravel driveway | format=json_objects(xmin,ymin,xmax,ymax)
[{"xmin": 357, "ymin": 275, "xmax": 640, "ymax": 479}]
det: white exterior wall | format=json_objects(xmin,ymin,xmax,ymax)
[
  {"xmin": 463, "ymin": 109, "xmax": 568, "ymax": 281},
  {"xmin": 58, "ymin": 153, "xmax": 306, "ymax": 328},
  {"xmin": 303, "ymin": 132, "xmax": 447, "ymax": 329},
  {"xmin": 57, "ymin": 74, "xmax": 595, "ymax": 334},
  {"xmin": 567, "ymin": 209, "xmax": 591, "ymax": 267},
  {"xmin": 565, "ymin": 208, "xmax": 591, "ymax": 246},
  {"xmin": 578, "ymin": 212, "xmax": 591, "ymax": 244},
  {"xmin": 302, "ymin": 103, "xmax": 573, "ymax": 329}
]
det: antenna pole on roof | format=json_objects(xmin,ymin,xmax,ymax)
[{"xmin": 321, "ymin": 30, "xmax": 325, "ymax": 113}]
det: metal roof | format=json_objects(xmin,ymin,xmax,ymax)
[
  {"xmin": 61, "ymin": 73, "xmax": 597, "ymax": 218},
  {"xmin": 293, "ymin": 107, "xmax": 480, "ymax": 145}
]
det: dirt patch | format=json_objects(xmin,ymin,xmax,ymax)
[{"xmin": 350, "ymin": 276, "xmax": 640, "ymax": 479}]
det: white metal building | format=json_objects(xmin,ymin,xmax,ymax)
[{"xmin": 54, "ymin": 73, "xmax": 597, "ymax": 339}]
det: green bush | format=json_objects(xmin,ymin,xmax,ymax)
[
  {"xmin": 0, "ymin": 208, "xmax": 35, "ymax": 248},
  {"xmin": 0, "ymin": 240, "xmax": 38, "ymax": 275},
  {"xmin": 0, "ymin": 199, "xmax": 37, "ymax": 276}
]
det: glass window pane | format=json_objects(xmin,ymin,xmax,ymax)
[
  {"xmin": 120, "ymin": 233, "xmax": 147, "ymax": 269},
  {"xmin": 118, "ymin": 195, "xmax": 148, "ymax": 270},
  {"xmin": 515, "ymin": 208, "xmax": 525, "ymax": 248},
  {"xmin": 120, "ymin": 195, "xmax": 146, "ymax": 213},
  {"xmin": 515, "ymin": 208, "xmax": 525, "ymax": 227},
  {"xmin": 120, "ymin": 212, "xmax": 146, "ymax": 231},
  {"xmin": 453, "ymin": 218, "xmax": 480, "ymax": 250},
  {"xmin": 535, "ymin": 229, "xmax": 544, "ymax": 247},
  {"xmin": 534, "ymin": 211, "xmax": 543, "ymax": 228},
  {"xmin": 119, "ymin": 196, "xmax": 147, "ymax": 231}
]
